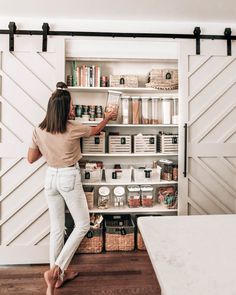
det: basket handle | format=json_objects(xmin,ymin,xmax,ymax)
[
  {"xmin": 115, "ymin": 228, "xmax": 127, "ymax": 235},
  {"xmin": 86, "ymin": 230, "xmax": 93, "ymax": 238}
]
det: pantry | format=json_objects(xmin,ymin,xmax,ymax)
[{"xmin": 64, "ymin": 38, "xmax": 179, "ymax": 253}]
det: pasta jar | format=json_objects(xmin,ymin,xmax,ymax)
[
  {"xmin": 98, "ymin": 186, "xmax": 110, "ymax": 209},
  {"xmin": 141, "ymin": 185, "xmax": 154, "ymax": 207},
  {"xmin": 113, "ymin": 186, "xmax": 126, "ymax": 207},
  {"xmin": 127, "ymin": 185, "xmax": 141, "ymax": 208}
]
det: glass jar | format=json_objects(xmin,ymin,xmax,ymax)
[
  {"xmin": 98, "ymin": 186, "xmax": 110, "ymax": 209},
  {"xmin": 172, "ymin": 164, "xmax": 178, "ymax": 181},
  {"xmin": 158, "ymin": 159, "xmax": 173, "ymax": 181},
  {"xmin": 113, "ymin": 186, "xmax": 126, "ymax": 207},
  {"xmin": 163, "ymin": 163, "xmax": 173, "ymax": 181},
  {"xmin": 127, "ymin": 185, "xmax": 141, "ymax": 208},
  {"xmin": 141, "ymin": 185, "xmax": 154, "ymax": 207}
]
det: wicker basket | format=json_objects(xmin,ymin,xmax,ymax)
[
  {"xmin": 84, "ymin": 186, "xmax": 94, "ymax": 209},
  {"xmin": 137, "ymin": 230, "xmax": 146, "ymax": 251},
  {"xmin": 105, "ymin": 215, "xmax": 135, "ymax": 251},
  {"xmin": 109, "ymin": 75, "xmax": 138, "ymax": 88},
  {"xmin": 146, "ymin": 69, "xmax": 178, "ymax": 90},
  {"xmin": 76, "ymin": 227, "xmax": 103, "ymax": 254}
]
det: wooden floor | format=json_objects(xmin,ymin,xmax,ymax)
[{"xmin": 0, "ymin": 251, "xmax": 161, "ymax": 295}]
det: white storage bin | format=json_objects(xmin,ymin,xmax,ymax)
[
  {"xmin": 157, "ymin": 134, "xmax": 178, "ymax": 153},
  {"xmin": 104, "ymin": 165, "xmax": 132, "ymax": 183},
  {"xmin": 134, "ymin": 134, "xmax": 156, "ymax": 153},
  {"xmin": 133, "ymin": 166, "xmax": 161, "ymax": 183},
  {"xmin": 81, "ymin": 168, "xmax": 103, "ymax": 183},
  {"xmin": 82, "ymin": 132, "xmax": 106, "ymax": 154},
  {"xmin": 109, "ymin": 135, "xmax": 132, "ymax": 154}
]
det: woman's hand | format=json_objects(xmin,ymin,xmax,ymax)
[{"xmin": 104, "ymin": 110, "xmax": 118, "ymax": 121}]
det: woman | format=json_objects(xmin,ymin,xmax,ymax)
[{"xmin": 28, "ymin": 82, "xmax": 116, "ymax": 295}]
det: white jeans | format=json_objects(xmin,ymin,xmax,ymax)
[{"xmin": 44, "ymin": 165, "xmax": 90, "ymax": 273}]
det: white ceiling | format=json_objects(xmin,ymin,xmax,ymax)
[{"xmin": 1, "ymin": 0, "xmax": 236, "ymax": 23}]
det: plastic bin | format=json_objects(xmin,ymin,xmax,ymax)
[{"xmin": 133, "ymin": 166, "xmax": 161, "ymax": 183}]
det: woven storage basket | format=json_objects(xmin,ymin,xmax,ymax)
[
  {"xmin": 137, "ymin": 230, "xmax": 146, "ymax": 251},
  {"xmin": 105, "ymin": 215, "xmax": 135, "ymax": 251},
  {"xmin": 146, "ymin": 69, "xmax": 178, "ymax": 90},
  {"xmin": 76, "ymin": 227, "xmax": 103, "ymax": 254},
  {"xmin": 109, "ymin": 75, "xmax": 138, "ymax": 88},
  {"xmin": 84, "ymin": 186, "xmax": 94, "ymax": 209}
]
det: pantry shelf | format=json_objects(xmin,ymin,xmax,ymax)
[
  {"xmin": 82, "ymin": 180, "xmax": 178, "ymax": 186},
  {"xmin": 89, "ymin": 204, "xmax": 177, "ymax": 213},
  {"xmin": 82, "ymin": 153, "xmax": 178, "ymax": 157},
  {"xmin": 68, "ymin": 86, "xmax": 178, "ymax": 95},
  {"xmin": 75, "ymin": 121, "xmax": 178, "ymax": 128}
]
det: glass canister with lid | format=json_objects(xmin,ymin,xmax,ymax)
[
  {"xmin": 113, "ymin": 186, "xmax": 126, "ymax": 207},
  {"xmin": 98, "ymin": 186, "xmax": 110, "ymax": 209},
  {"xmin": 141, "ymin": 185, "xmax": 154, "ymax": 207},
  {"xmin": 127, "ymin": 185, "xmax": 141, "ymax": 208},
  {"xmin": 159, "ymin": 159, "xmax": 173, "ymax": 181}
]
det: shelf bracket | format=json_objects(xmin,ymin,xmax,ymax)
[
  {"xmin": 193, "ymin": 27, "xmax": 201, "ymax": 55},
  {"xmin": 42, "ymin": 23, "xmax": 50, "ymax": 52},
  {"xmin": 224, "ymin": 28, "xmax": 232, "ymax": 56},
  {"xmin": 8, "ymin": 22, "xmax": 16, "ymax": 52}
]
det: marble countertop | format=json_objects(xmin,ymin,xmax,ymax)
[{"xmin": 138, "ymin": 214, "xmax": 236, "ymax": 295}]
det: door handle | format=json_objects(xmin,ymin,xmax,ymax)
[{"xmin": 183, "ymin": 123, "xmax": 187, "ymax": 177}]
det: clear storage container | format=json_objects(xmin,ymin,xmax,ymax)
[
  {"xmin": 161, "ymin": 98, "xmax": 172, "ymax": 124},
  {"xmin": 141, "ymin": 97, "xmax": 150, "ymax": 124},
  {"xmin": 132, "ymin": 96, "xmax": 140, "ymax": 124},
  {"xmin": 106, "ymin": 90, "xmax": 122, "ymax": 121},
  {"xmin": 141, "ymin": 185, "xmax": 154, "ymax": 207},
  {"xmin": 121, "ymin": 96, "xmax": 130, "ymax": 124},
  {"xmin": 172, "ymin": 98, "xmax": 179, "ymax": 124},
  {"xmin": 98, "ymin": 186, "xmax": 110, "ymax": 209},
  {"xmin": 113, "ymin": 186, "xmax": 126, "ymax": 207},
  {"xmin": 151, "ymin": 97, "xmax": 161, "ymax": 124},
  {"xmin": 127, "ymin": 185, "xmax": 141, "ymax": 208}
]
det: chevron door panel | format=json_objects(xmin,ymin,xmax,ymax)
[
  {"xmin": 179, "ymin": 49, "xmax": 236, "ymax": 215},
  {"xmin": 0, "ymin": 38, "xmax": 64, "ymax": 264}
]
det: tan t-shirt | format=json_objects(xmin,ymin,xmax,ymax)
[{"xmin": 30, "ymin": 120, "xmax": 91, "ymax": 168}]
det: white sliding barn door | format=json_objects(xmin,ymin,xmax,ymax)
[
  {"xmin": 179, "ymin": 40, "xmax": 236, "ymax": 215},
  {"xmin": 0, "ymin": 36, "xmax": 64, "ymax": 264}
]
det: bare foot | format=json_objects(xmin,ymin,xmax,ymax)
[
  {"xmin": 44, "ymin": 269, "xmax": 58, "ymax": 295},
  {"xmin": 55, "ymin": 270, "xmax": 79, "ymax": 288}
]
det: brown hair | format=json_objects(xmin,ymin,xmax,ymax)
[{"xmin": 39, "ymin": 82, "xmax": 71, "ymax": 133}]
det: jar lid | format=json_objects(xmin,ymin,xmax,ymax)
[
  {"xmin": 114, "ymin": 186, "xmax": 125, "ymax": 196},
  {"xmin": 141, "ymin": 185, "xmax": 154, "ymax": 192},
  {"xmin": 159, "ymin": 159, "xmax": 173, "ymax": 165},
  {"xmin": 98, "ymin": 186, "xmax": 110, "ymax": 196},
  {"xmin": 127, "ymin": 185, "xmax": 140, "ymax": 192}
]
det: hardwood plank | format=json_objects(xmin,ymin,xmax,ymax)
[{"xmin": 0, "ymin": 251, "xmax": 161, "ymax": 295}]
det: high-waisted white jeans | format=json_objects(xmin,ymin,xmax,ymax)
[{"xmin": 44, "ymin": 165, "xmax": 90, "ymax": 274}]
